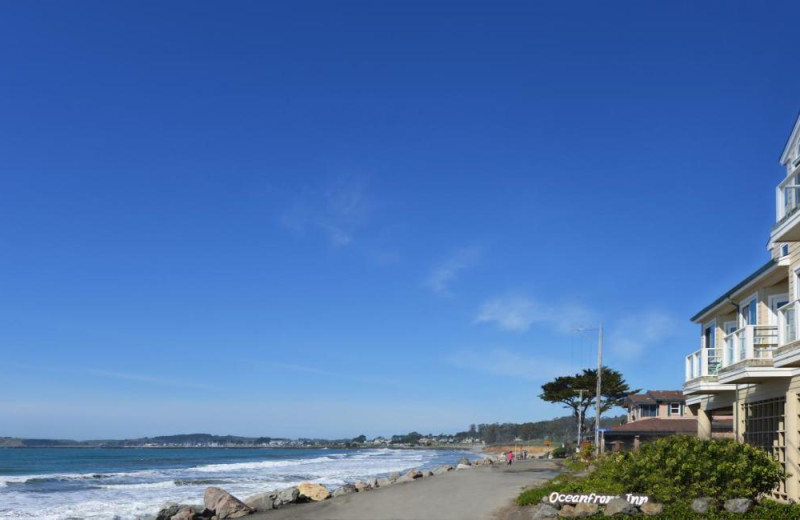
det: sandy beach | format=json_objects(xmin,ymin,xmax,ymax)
[{"xmin": 249, "ymin": 458, "xmax": 562, "ymax": 520}]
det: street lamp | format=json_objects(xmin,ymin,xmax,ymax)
[{"xmin": 577, "ymin": 323, "xmax": 603, "ymax": 457}]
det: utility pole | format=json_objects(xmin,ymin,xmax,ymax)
[
  {"xmin": 577, "ymin": 388, "xmax": 585, "ymax": 452},
  {"xmin": 594, "ymin": 322, "xmax": 603, "ymax": 456}
]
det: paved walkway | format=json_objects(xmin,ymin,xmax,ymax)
[{"xmin": 251, "ymin": 459, "xmax": 562, "ymax": 520}]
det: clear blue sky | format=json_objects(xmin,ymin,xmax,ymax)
[{"xmin": 2, "ymin": 1, "xmax": 799, "ymax": 440}]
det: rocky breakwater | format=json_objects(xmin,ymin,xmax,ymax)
[{"xmin": 153, "ymin": 454, "xmax": 503, "ymax": 519}]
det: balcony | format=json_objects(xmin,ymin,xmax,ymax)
[
  {"xmin": 717, "ymin": 325, "xmax": 793, "ymax": 383},
  {"xmin": 684, "ymin": 348, "xmax": 733, "ymax": 395},
  {"xmin": 771, "ymin": 174, "xmax": 800, "ymax": 242},
  {"xmin": 775, "ymin": 301, "xmax": 800, "ymax": 366}
]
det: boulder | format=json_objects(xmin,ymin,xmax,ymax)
[
  {"xmin": 481, "ymin": 457, "xmax": 494, "ymax": 465},
  {"xmin": 393, "ymin": 469, "xmax": 424, "ymax": 483},
  {"xmin": 531, "ymin": 503, "xmax": 560, "ymax": 519},
  {"xmin": 603, "ymin": 498, "xmax": 637, "ymax": 516},
  {"xmin": 557, "ymin": 504, "xmax": 576, "ymax": 517},
  {"xmin": 573, "ymin": 503, "xmax": 599, "ymax": 516},
  {"xmin": 424, "ymin": 471, "xmax": 434, "ymax": 477},
  {"xmin": 170, "ymin": 508, "xmax": 195, "ymax": 520},
  {"xmin": 332, "ymin": 484, "xmax": 357, "ymax": 497},
  {"xmin": 244, "ymin": 491, "xmax": 277, "ymax": 512},
  {"xmin": 156, "ymin": 504, "xmax": 181, "ymax": 520},
  {"xmin": 354, "ymin": 480, "xmax": 372, "ymax": 492},
  {"xmin": 388, "ymin": 472, "xmax": 401, "ymax": 482},
  {"xmin": 369, "ymin": 478, "xmax": 379, "ymax": 488},
  {"xmin": 203, "ymin": 487, "xmax": 253, "ymax": 519},
  {"xmin": 457, "ymin": 456, "xmax": 472, "ymax": 466},
  {"xmin": 691, "ymin": 497, "xmax": 716, "ymax": 514},
  {"xmin": 298, "ymin": 483, "xmax": 331, "ymax": 502},
  {"xmin": 456, "ymin": 464, "xmax": 472, "ymax": 470},
  {"xmin": 639, "ymin": 502, "xmax": 663, "ymax": 516},
  {"xmin": 405, "ymin": 469, "xmax": 423, "ymax": 479},
  {"xmin": 540, "ymin": 495, "xmax": 560, "ymax": 509},
  {"xmin": 432, "ymin": 465, "xmax": 453, "ymax": 475},
  {"xmin": 724, "ymin": 498, "xmax": 753, "ymax": 514},
  {"xmin": 274, "ymin": 487, "xmax": 300, "ymax": 507},
  {"xmin": 376, "ymin": 477, "xmax": 392, "ymax": 487}
]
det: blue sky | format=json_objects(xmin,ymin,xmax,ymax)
[{"xmin": 2, "ymin": 1, "xmax": 800, "ymax": 439}]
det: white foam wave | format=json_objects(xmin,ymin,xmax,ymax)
[
  {"xmin": 0, "ymin": 469, "xmax": 161, "ymax": 487},
  {"xmin": 193, "ymin": 455, "xmax": 336, "ymax": 473},
  {"xmin": 0, "ymin": 449, "xmax": 477, "ymax": 519}
]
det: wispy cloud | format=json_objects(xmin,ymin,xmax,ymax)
[
  {"xmin": 256, "ymin": 361, "xmax": 404, "ymax": 388},
  {"xmin": 474, "ymin": 296, "xmax": 680, "ymax": 362},
  {"xmin": 6, "ymin": 361, "xmax": 207, "ymax": 390},
  {"xmin": 83, "ymin": 368, "xmax": 207, "ymax": 390},
  {"xmin": 279, "ymin": 175, "xmax": 372, "ymax": 247},
  {"xmin": 425, "ymin": 246, "xmax": 481, "ymax": 296},
  {"xmin": 607, "ymin": 311, "xmax": 679, "ymax": 358},
  {"xmin": 475, "ymin": 296, "xmax": 595, "ymax": 333},
  {"xmin": 446, "ymin": 347, "xmax": 574, "ymax": 381}
]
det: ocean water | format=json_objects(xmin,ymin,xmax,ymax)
[{"xmin": 0, "ymin": 448, "xmax": 480, "ymax": 519}]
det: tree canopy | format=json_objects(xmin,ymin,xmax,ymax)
[{"xmin": 539, "ymin": 366, "xmax": 638, "ymax": 434}]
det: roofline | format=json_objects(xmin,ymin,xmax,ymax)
[
  {"xmin": 780, "ymin": 111, "xmax": 800, "ymax": 164},
  {"xmin": 690, "ymin": 260, "xmax": 777, "ymax": 323}
]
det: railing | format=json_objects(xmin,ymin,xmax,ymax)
[
  {"xmin": 686, "ymin": 325, "xmax": 779, "ymax": 382},
  {"xmin": 779, "ymin": 300, "xmax": 799, "ymax": 346},
  {"xmin": 776, "ymin": 174, "xmax": 800, "ymax": 223},
  {"xmin": 685, "ymin": 348, "xmax": 722, "ymax": 381},
  {"xmin": 723, "ymin": 325, "xmax": 778, "ymax": 365}
]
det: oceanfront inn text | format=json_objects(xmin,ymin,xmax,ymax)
[{"xmin": 685, "ymin": 113, "xmax": 800, "ymax": 501}]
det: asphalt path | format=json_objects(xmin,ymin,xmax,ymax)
[{"xmin": 250, "ymin": 458, "xmax": 562, "ymax": 520}]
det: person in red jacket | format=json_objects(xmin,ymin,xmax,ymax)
[{"xmin": 506, "ymin": 450, "xmax": 514, "ymax": 466}]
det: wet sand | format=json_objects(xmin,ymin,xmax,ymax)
[{"xmin": 251, "ymin": 459, "xmax": 562, "ymax": 520}]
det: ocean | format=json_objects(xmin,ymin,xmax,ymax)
[{"xmin": 0, "ymin": 447, "xmax": 481, "ymax": 519}]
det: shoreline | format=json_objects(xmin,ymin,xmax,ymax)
[
  {"xmin": 158, "ymin": 455, "xmax": 563, "ymax": 520},
  {"xmin": 0, "ymin": 444, "xmax": 487, "ymax": 450}
]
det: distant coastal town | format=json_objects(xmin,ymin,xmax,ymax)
[
  {"xmin": 0, "ymin": 433, "xmax": 481, "ymax": 449},
  {"xmin": 0, "ymin": 415, "xmax": 625, "ymax": 449}
]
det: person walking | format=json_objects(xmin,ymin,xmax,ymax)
[{"xmin": 506, "ymin": 450, "xmax": 513, "ymax": 466}]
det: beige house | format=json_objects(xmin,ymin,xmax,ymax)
[
  {"xmin": 604, "ymin": 391, "xmax": 709, "ymax": 451},
  {"xmin": 684, "ymin": 112, "xmax": 800, "ymax": 501},
  {"xmin": 625, "ymin": 390, "xmax": 690, "ymax": 423}
]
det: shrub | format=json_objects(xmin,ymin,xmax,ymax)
[
  {"xmin": 550, "ymin": 446, "xmax": 566, "ymax": 458},
  {"xmin": 578, "ymin": 442, "xmax": 595, "ymax": 461},
  {"xmin": 656, "ymin": 499, "xmax": 800, "ymax": 519},
  {"xmin": 579, "ymin": 436, "xmax": 784, "ymax": 503},
  {"xmin": 563, "ymin": 457, "xmax": 588, "ymax": 472}
]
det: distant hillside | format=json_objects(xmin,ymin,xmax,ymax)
[
  {"xmin": 0, "ymin": 433, "xmax": 280, "ymax": 448},
  {"xmin": 0, "ymin": 437, "xmax": 80, "ymax": 447},
  {"xmin": 451, "ymin": 415, "xmax": 626, "ymax": 444}
]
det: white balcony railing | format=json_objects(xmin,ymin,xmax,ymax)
[
  {"xmin": 686, "ymin": 325, "xmax": 778, "ymax": 382},
  {"xmin": 723, "ymin": 325, "xmax": 778, "ymax": 365},
  {"xmin": 779, "ymin": 300, "xmax": 799, "ymax": 347},
  {"xmin": 685, "ymin": 348, "xmax": 722, "ymax": 381},
  {"xmin": 776, "ymin": 174, "xmax": 800, "ymax": 223}
]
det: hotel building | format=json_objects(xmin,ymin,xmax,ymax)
[{"xmin": 685, "ymin": 113, "xmax": 800, "ymax": 500}]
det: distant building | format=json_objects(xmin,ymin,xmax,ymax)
[{"xmin": 605, "ymin": 390, "xmax": 731, "ymax": 451}]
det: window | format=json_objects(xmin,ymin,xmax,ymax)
[
  {"xmin": 669, "ymin": 403, "xmax": 682, "ymax": 416},
  {"xmin": 703, "ymin": 322, "xmax": 716, "ymax": 349},
  {"xmin": 640, "ymin": 405, "xmax": 657, "ymax": 417},
  {"xmin": 741, "ymin": 298, "xmax": 757, "ymax": 326},
  {"xmin": 782, "ymin": 243, "xmax": 790, "ymax": 257}
]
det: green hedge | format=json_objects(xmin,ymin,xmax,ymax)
[
  {"xmin": 578, "ymin": 436, "xmax": 784, "ymax": 503},
  {"xmin": 518, "ymin": 436, "xmax": 786, "ymax": 511}
]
